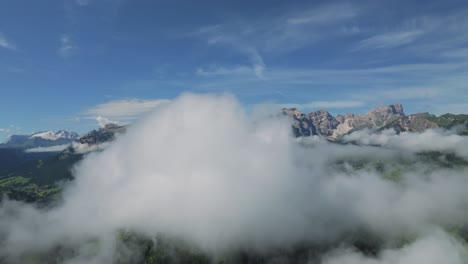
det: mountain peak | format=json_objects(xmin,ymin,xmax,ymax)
[
  {"xmin": 370, "ymin": 104, "xmax": 405, "ymax": 116},
  {"xmin": 30, "ymin": 130, "xmax": 79, "ymax": 141},
  {"xmin": 282, "ymin": 108, "xmax": 304, "ymax": 118},
  {"xmin": 308, "ymin": 109, "xmax": 331, "ymax": 115},
  {"xmin": 283, "ymin": 103, "xmax": 411, "ymax": 139}
]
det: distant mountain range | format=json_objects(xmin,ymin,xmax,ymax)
[
  {"xmin": 0, "ymin": 105, "xmax": 467, "ymax": 205},
  {"xmin": 2, "ymin": 104, "xmax": 467, "ymax": 151},
  {"xmin": 283, "ymin": 104, "xmax": 468, "ymax": 139},
  {"xmin": 0, "ymin": 130, "xmax": 79, "ymax": 149}
]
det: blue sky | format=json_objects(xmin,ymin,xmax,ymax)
[{"xmin": 1, "ymin": 0, "xmax": 468, "ymax": 141}]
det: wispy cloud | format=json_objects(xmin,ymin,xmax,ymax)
[
  {"xmin": 196, "ymin": 65, "xmax": 255, "ymax": 77},
  {"xmin": 340, "ymin": 25, "xmax": 361, "ymax": 35},
  {"xmin": 0, "ymin": 128, "xmax": 10, "ymax": 134},
  {"xmin": 76, "ymin": 0, "xmax": 91, "ymax": 6},
  {"xmin": 442, "ymin": 48, "xmax": 468, "ymax": 59},
  {"xmin": 84, "ymin": 99, "xmax": 171, "ymax": 125},
  {"xmin": 281, "ymin": 100, "xmax": 365, "ymax": 110},
  {"xmin": 192, "ymin": 3, "xmax": 359, "ymax": 78},
  {"xmin": 246, "ymin": 48, "xmax": 265, "ymax": 79},
  {"xmin": 374, "ymin": 87, "xmax": 442, "ymax": 100},
  {"xmin": 182, "ymin": 60, "xmax": 467, "ymax": 116},
  {"xmin": 0, "ymin": 125, "xmax": 23, "ymax": 143},
  {"xmin": 430, "ymin": 103, "xmax": 468, "ymax": 115},
  {"xmin": 353, "ymin": 9, "xmax": 468, "ymax": 54},
  {"xmin": 355, "ymin": 30, "xmax": 425, "ymax": 50},
  {"xmin": 287, "ymin": 3, "xmax": 357, "ymax": 25},
  {"xmin": 0, "ymin": 33, "xmax": 16, "ymax": 50},
  {"xmin": 25, "ymin": 144, "xmax": 70, "ymax": 153},
  {"xmin": 196, "ymin": 25, "xmax": 266, "ymax": 79},
  {"xmin": 58, "ymin": 34, "xmax": 78, "ymax": 58}
]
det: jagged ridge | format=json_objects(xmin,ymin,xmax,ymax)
[{"xmin": 282, "ymin": 104, "xmax": 468, "ymax": 139}]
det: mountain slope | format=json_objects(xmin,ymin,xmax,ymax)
[
  {"xmin": 0, "ymin": 130, "xmax": 79, "ymax": 149},
  {"xmin": 0, "ymin": 124, "xmax": 127, "ymax": 204}
]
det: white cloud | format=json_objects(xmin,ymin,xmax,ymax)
[
  {"xmin": 341, "ymin": 25, "xmax": 361, "ymax": 35},
  {"xmin": 58, "ymin": 34, "xmax": 78, "ymax": 58},
  {"xmin": 199, "ymin": 27, "xmax": 266, "ymax": 79},
  {"xmin": 354, "ymin": 87, "xmax": 443, "ymax": 101},
  {"xmin": 76, "ymin": 0, "xmax": 91, "ymax": 6},
  {"xmin": 85, "ymin": 98, "xmax": 171, "ymax": 122},
  {"xmin": 442, "ymin": 48, "xmax": 468, "ymax": 59},
  {"xmin": 378, "ymin": 87, "xmax": 441, "ymax": 99},
  {"xmin": 24, "ymin": 144, "xmax": 70, "ymax": 153},
  {"xmin": 287, "ymin": 3, "xmax": 357, "ymax": 25},
  {"xmin": 0, "ymin": 125, "xmax": 22, "ymax": 142},
  {"xmin": 247, "ymin": 48, "xmax": 266, "ymax": 79},
  {"xmin": 71, "ymin": 141, "xmax": 111, "ymax": 154},
  {"xmin": 183, "ymin": 59, "xmax": 468, "ymax": 113},
  {"xmin": 343, "ymin": 128, "xmax": 468, "ymax": 159},
  {"xmin": 323, "ymin": 230, "xmax": 468, "ymax": 264},
  {"xmin": 196, "ymin": 65, "xmax": 255, "ymax": 77},
  {"xmin": 196, "ymin": 62, "xmax": 265, "ymax": 79},
  {"xmin": 355, "ymin": 30, "xmax": 425, "ymax": 50},
  {"xmin": 430, "ymin": 103, "xmax": 468, "ymax": 115},
  {"xmin": 281, "ymin": 100, "xmax": 365, "ymax": 110},
  {"xmin": 0, "ymin": 33, "xmax": 16, "ymax": 50},
  {"xmin": 96, "ymin": 116, "xmax": 117, "ymax": 128},
  {"xmin": 192, "ymin": 3, "xmax": 361, "ymax": 78}
]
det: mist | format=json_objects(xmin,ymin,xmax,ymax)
[
  {"xmin": 1, "ymin": 94, "xmax": 467, "ymax": 263},
  {"xmin": 343, "ymin": 128, "xmax": 468, "ymax": 158}
]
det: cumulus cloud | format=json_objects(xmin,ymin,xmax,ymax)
[
  {"xmin": 0, "ymin": 94, "xmax": 467, "ymax": 262},
  {"xmin": 95, "ymin": 116, "xmax": 117, "ymax": 128}
]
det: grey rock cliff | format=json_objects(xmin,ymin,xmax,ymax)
[{"xmin": 282, "ymin": 104, "xmax": 455, "ymax": 139}]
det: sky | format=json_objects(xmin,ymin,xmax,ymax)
[{"xmin": 0, "ymin": 0, "xmax": 468, "ymax": 141}]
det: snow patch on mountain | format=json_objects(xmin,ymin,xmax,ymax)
[{"xmin": 29, "ymin": 130, "xmax": 79, "ymax": 141}]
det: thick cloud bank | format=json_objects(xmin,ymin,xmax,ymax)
[
  {"xmin": 343, "ymin": 128, "xmax": 468, "ymax": 158},
  {"xmin": 1, "ymin": 94, "xmax": 468, "ymax": 263}
]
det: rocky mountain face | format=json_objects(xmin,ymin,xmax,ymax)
[
  {"xmin": 282, "ymin": 108, "xmax": 339, "ymax": 137},
  {"xmin": 77, "ymin": 123, "xmax": 127, "ymax": 145},
  {"xmin": 283, "ymin": 104, "xmax": 468, "ymax": 139}
]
